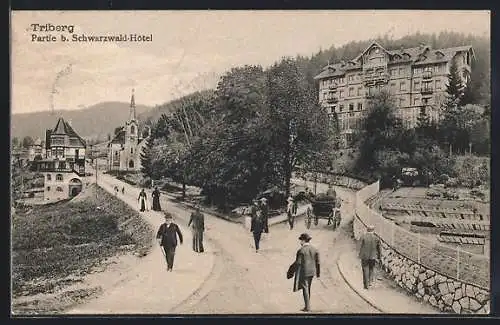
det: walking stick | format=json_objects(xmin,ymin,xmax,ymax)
[{"xmin": 160, "ymin": 245, "xmax": 168, "ymax": 266}]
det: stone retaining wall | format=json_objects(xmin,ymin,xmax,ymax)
[{"xmin": 353, "ymin": 213, "xmax": 490, "ymax": 314}]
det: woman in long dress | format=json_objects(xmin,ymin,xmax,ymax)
[
  {"xmin": 138, "ymin": 189, "xmax": 148, "ymax": 212},
  {"xmin": 188, "ymin": 205, "xmax": 205, "ymax": 253},
  {"xmin": 151, "ymin": 187, "xmax": 162, "ymax": 211}
]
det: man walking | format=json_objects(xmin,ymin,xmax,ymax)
[
  {"xmin": 188, "ymin": 204, "xmax": 205, "ymax": 253},
  {"xmin": 250, "ymin": 200, "xmax": 265, "ymax": 253},
  {"xmin": 359, "ymin": 225, "xmax": 381, "ymax": 289},
  {"xmin": 156, "ymin": 212, "xmax": 184, "ymax": 271},
  {"xmin": 292, "ymin": 233, "xmax": 320, "ymax": 312},
  {"xmin": 259, "ymin": 198, "xmax": 269, "ymax": 233},
  {"xmin": 287, "ymin": 196, "xmax": 297, "ymax": 230}
]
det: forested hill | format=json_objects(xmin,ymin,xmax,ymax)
[{"xmin": 295, "ymin": 31, "xmax": 490, "ymax": 106}]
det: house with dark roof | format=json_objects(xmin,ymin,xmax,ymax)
[
  {"xmin": 314, "ymin": 42, "xmax": 475, "ymax": 147},
  {"xmin": 107, "ymin": 89, "xmax": 150, "ymax": 172},
  {"xmin": 31, "ymin": 117, "xmax": 87, "ymax": 202}
]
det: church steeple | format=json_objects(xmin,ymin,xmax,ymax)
[{"xmin": 129, "ymin": 88, "xmax": 136, "ymax": 121}]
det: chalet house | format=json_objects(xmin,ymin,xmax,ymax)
[{"xmin": 31, "ymin": 117, "xmax": 87, "ymax": 202}]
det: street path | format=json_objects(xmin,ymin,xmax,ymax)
[
  {"xmin": 67, "ymin": 170, "xmax": 215, "ymax": 314},
  {"xmin": 70, "ymin": 172, "xmax": 379, "ymax": 314}
]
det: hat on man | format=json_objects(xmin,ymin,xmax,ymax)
[
  {"xmin": 298, "ymin": 233, "xmax": 312, "ymax": 242},
  {"xmin": 367, "ymin": 225, "xmax": 375, "ymax": 232},
  {"xmin": 164, "ymin": 212, "xmax": 173, "ymax": 220},
  {"xmin": 260, "ymin": 197, "xmax": 267, "ymax": 202}
]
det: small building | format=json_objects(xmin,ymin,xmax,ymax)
[
  {"xmin": 32, "ymin": 117, "xmax": 87, "ymax": 202},
  {"xmin": 108, "ymin": 89, "xmax": 150, "ymax": 172}
]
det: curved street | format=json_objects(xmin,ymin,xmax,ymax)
[{"xmin": 72, "ymin": 172, "xmax": 378, "ymax": 314}]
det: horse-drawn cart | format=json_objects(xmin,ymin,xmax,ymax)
[{"xmin": 305, "ymin": 193, "xmax": 341, "ymax": 230}]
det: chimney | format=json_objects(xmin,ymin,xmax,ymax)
[
  {"xmin": 400, "ymin": 45, "xmax": 405, "ymax": 52},
  {"xmin": 419, "ymin": 42, "xmax": 426, "ymax": 50}
]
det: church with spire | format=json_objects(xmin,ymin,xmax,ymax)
[{"xmin": 107, "ymin": 89, "xmax": 150, "ymax": 172}]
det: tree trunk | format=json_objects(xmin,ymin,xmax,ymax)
[{"xmin": 182, "ymin": 182, "xmax": 186, "ymax": 200}]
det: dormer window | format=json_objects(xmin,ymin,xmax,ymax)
[
  {"xmin": 403, "ymin": 53, "xmax": 410, "ymax": 60},
  {"xmin": 435, "ymin": 51, "xmax": 445, "ymax": 59}
]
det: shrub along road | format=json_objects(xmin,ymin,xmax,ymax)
[{"xmin": 69, "ymin": 170, "xmax": 378, "ymax": 314}]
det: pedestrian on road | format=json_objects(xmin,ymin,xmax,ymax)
[
  {"xmin": 259, "ymin": 197, "xmax": 269, "ymax": 234},
  {"xmin": 250, "ymin": 200, "xmax": 265, "ymax": 253},
  {"xmin": 138, "ymin": 188, "xmax": 148, "ymax": 212},
  {"xmin": 292, "ymin": 233, "xmax": 320, "ymax": 312},
  {"xmin": 156, "ymin": 212, "xmax": 184, "ymax": 271},
  {"xmin": 151, "ymin": 186, "xmax": 162, "ymax": 211},
  {"xmin": 359, "ymin": 225, "xmax": 381, "ymax": 289},
  {"xmin": 122, "ymin": 186, "xmax": 125, "ymax": 195},
  {"xmin": 287, "ymin": 196, "xmax": 297, "ymax": 230},
  {"xmin": 188, "ymin": 204, "xmax": 205, "ymax": 253}
]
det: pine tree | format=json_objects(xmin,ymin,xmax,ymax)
[
  {"xmin": 460, "ymin": 77, "xmax": 475, "ymax": 106},
  {"xmin": 140, "ymin": 136, "xmax": 154, "ymax": 177},
  {"xmin": 444, "ymin": 59, "xmax": 464, "ymax": 109}
]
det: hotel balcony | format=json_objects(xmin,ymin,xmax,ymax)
[
  {"xmin": 363, "ymin": 73, "xmax": 389, "ymax": 85},
  {"xmin": 328, "ymin": 84, "xmax": 338, "ymax": 90},
  {"xmin": 421, "ymin": 87, "xmax": 434, "ymax": 95},
  {"xmin": 326, "ymin": 96, "xmax": 339, "ymax": 104},
  {"xmin": 422, "ymin": 71, "xmax": 433, "ymax": 79}
]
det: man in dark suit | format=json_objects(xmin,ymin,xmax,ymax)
[
  {"xmin": 156, "ymin": 212, "xmax": 183, "ymax": 271},
  {"xmin": 293, "ymin": 233, "xmax": 320, "ymax": 312},
  {"xmin": 359, "ymin": 225, "xmax": 381, "ymax": 289},
  {"xmin": 250, "ymin": 200, "xmax": 265, "ymax": 253}
]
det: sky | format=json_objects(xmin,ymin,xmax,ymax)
[{"xmin": 11, "ymin": 10, "xmax": 490, "ymax": 114}]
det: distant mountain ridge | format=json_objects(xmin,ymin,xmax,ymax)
[{"xmin": 11, "ymin": 102, "xmax": 153, "ymax": 141}]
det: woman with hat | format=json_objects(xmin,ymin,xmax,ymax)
[
  {"xmin": 151, "ymin": 186, "xmax": 162, "ymax": 211},
  {"xmin": 137, "ymin": 188, "xmax": 148, "ymax": 212},
  {"xmin": 259, "ymin": 197, "xmax": 269, "ymax": 233}
]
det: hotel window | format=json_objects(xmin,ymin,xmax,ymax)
[
  {"xmin": 332, "ymin": 105, "xmax": 336, "ymax": 113},
  {"xmin": 46, "ymin": 174, "xmax": 51, "ymax": 181},
  {"xmin": 348, "ymin": 75, "xmax": 354, "ymax": 82},
  {"xmin": 399, "ymin": 98, "xmax": 405, "ymax": 107},
  {"xmin": 339, "ymin": 77, "xmax": 345, "ymax": 84},
  {"xmin": 390, "ymin": 68, "xmax": 396, "ymax": 76},
  {"xmin": 59, "ymin": 162, "xmax": 66, "ymax": 169},
  {"xmin": 414, "ymin": 97, "xmax": 421, "ymax": 106},
  {"xmin": 349, "ymin": 104, "xmax": 354, "ymax": 111},
  {"xmin": 422, "ymin": 98, "xmax": 430, "ymax": 105},
  {"xmin": 400, "ymin": 81, "xmax": 406, "ymax": 91},
  {"xmin": 357, "ymin": 103, "xmax": 363, "ymax": 110},
  {"xmin": 435, "ymin": 79, "xmax": 442, "ymax": 90},
  {"xmin": 348, "ymin": 87, "xmax": 354, "ymax": 97},
  {"xmin": 339, "ymin": 90, "xmax": 344, "ymax": 98},
  {"xmin": 131, "ymin": 148, "xmax": 134, "ymax": 154},
  {"xmin": 56, "ymin": 174, "xmax": 63, "ymax": 181},
  {"xmin": 357, "ymin": 87, "xmax": 362, "ymax": 96},
  {"xmin": 339, "ymin": 105, "xmax": 344, "ymax": 112},
  {"xmin": 414, "ymin": 81, "xmax": 420, "ymax": 90},
  {"xmin": 47, "ymin": 186, "xmax": 51, "ymax": 191},
  {"xmin": 399, "ymin": 67, "xmax": 404, "ymax": 76},
  {"xmin": 56, "ymin": 186, "xmax": 63, "ymax": 192}
]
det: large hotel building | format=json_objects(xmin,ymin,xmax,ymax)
[{"xmin": 314, "ymin": 42, "xmax": 474, "ymax": 148}]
